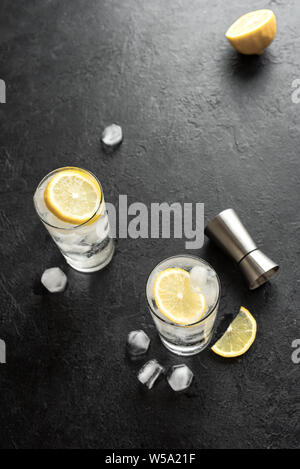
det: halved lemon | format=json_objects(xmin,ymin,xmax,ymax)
[
  {"xmin": 44, "ymin": 168, "xmax": 101, "ymax": 224},
  {"xmin": 225, "ymin": 9, "xmax": 277, "ymax": 55},
  {"xmin": 211, "ymin": 306, "xmax": 257, "ymax": 358},
  {"xmin": 153, "ymin": 268, "xmax": 207, "ymax": 325}
]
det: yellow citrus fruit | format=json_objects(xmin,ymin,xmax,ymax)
[
  {"xmin": 153, "ymin": 268, "xmax": 207, "ymax": 325},
  {"xmin": 225, "ymin": 9, "xmax": 277, "ymax": 55},
  {"xmin": 211, "ymin": 306, "xmax": 257, "ymax": 358},
  {"xmin": 44, "ymin": 168, "xmax": 101, "ymax": 224}
]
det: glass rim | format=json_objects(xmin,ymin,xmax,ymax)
[
  {"xmin": 33, "ymin": 166, "xmax": 104, "ymax": 231},
  {"xmin": 146, "ymin": 254, "xmax": 221, "ymax": 328}
]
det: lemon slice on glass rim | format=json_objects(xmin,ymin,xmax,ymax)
[
  {"xmin": 153, "ymin": 268, "xmax": 207, "ymax": 325},
  {"xmin": 44, "ymin": 168, "xmax": 102, "ymax": 225}
]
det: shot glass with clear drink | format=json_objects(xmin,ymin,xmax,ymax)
[
  {"xmin": 33, "ymin": 167, "xmax": 114, "ymax": 273},
  {"xmin": 146, "ymin": 254, "xmax": 220, "ymax": 356}
]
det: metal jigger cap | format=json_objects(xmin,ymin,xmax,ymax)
[{"xmin": 205, "ymin": 208, "xmax": 279, "ymax": 290}]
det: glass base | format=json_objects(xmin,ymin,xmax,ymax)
[
  {"xmin": 160, "ymin": 336, "xmax": 211, "ymax": 356},
  {"xmin": 65, "ymin": 243, "xmax": 115, "ymax": 273}
]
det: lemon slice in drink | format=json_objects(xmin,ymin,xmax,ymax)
[
  {"xmin": 153, "ymin": 268, "xmax": 207, "ymax": 325},
  {"xmin": 44, "ymin": 168, "xmax": 101, "ymax": 224},
  {"xmin": 211, "ymin": 306, "xmax": 257, "ymax": 358},
  {"xmin": 225, "ymin": 9, "xmax": 277, "ymax": 55}
]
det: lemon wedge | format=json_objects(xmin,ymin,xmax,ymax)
[
  {"xmin": 153, "ymin": 268, "xmax": 207, "ymax": 325},
  {"xmin": 226, "ymin": 9, "xmax": 277, "ymax": 55},
  {"xmin": 211, "ymin": 306, "xmax": 257, "ymax": 358},
  {"xmin": 44, "ymin": 168, "xmax": 101, "ymax": 224}
]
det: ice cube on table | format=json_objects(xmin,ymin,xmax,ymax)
[
  {"xmin": 189, "ymin": 265, "xmax": 208, "ymax": 292},
  {"xmin": 137, "ymin": 359, "xmax": 165, "ymax": 389},
  {"xmin": 167, "ymin": 364, "xmax": 194, "ymax": 391},
  {"xmin": 41, "ymin": 267, "xmax": 67, "ymax": 293},
  {"xmin": 101, "ymin": 124, "xmax": 123, "ymax": 147},
  {"xmin": 127, "ymin": 330, "xmax": 150, "ymax": 357}
]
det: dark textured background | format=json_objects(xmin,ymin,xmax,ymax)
[{"xmin": 0, "ymin": 0, "xmax": 299, "ymax": 449}]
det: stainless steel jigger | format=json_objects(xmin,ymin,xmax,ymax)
[{"xmin": 205, "ymin": 208, "xmax": 279, "ymax": 290}]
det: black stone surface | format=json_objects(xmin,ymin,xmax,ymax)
[{"xmin": 0, "ymin": 0, "xmax": 299, "ymax": 449}]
